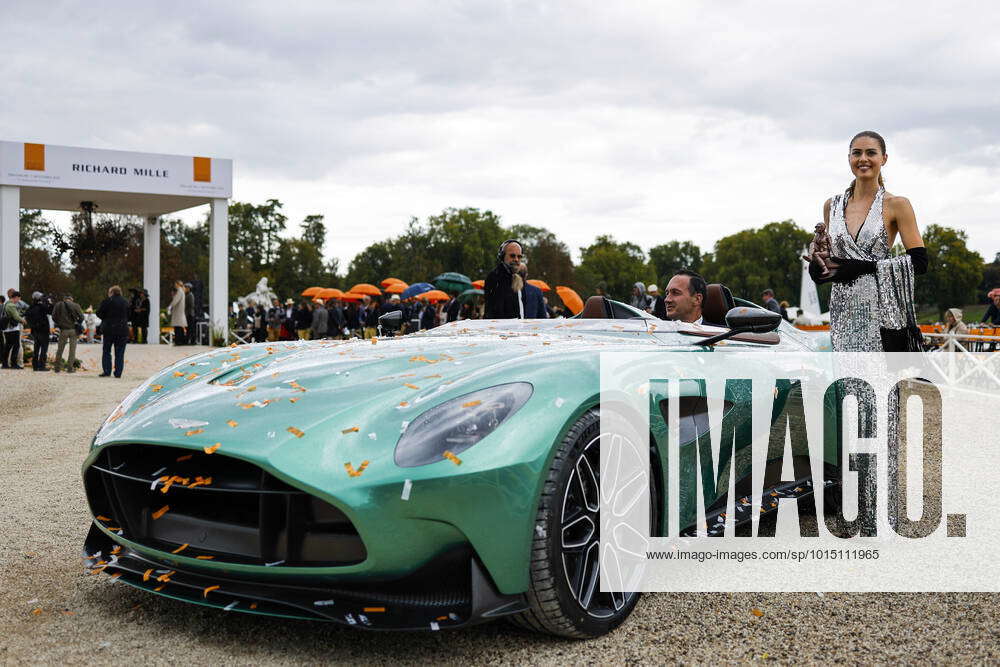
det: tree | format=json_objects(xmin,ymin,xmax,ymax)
[
  {"xmin": 915, "ymin": 224, "xmax": 984, "ymax": 317},
  {"xmin": 575, "ymin": 235, "xmax": 654, "ymax": 301},
  {"xmin": 425, "ymin": 207, "xmax": 508, "ymax": 280},
  {"xmin": 701, "ymin": 220, "xmax": 812, "ymax": 303},
  {"xmin": 300, "ymin": 214, "xmax": 327, "ymax": 249},
  {"xmin": 227, "ymin": 199, "xmax": 287, "ymax": 272},
  {"xmin": 648, "ymin": 241, "xmax": 702, "ymax": 286}
]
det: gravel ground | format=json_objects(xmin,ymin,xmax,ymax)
[{"xmin": 1, "ymin": 343, "xmax": 997, "ymax": 664}]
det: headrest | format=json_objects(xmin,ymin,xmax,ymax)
[
  {"xmin": 702, "ymin": 284, "xmax": 735, "ymax": 326},
  {"xmin": 580, "ymin": 295, "xmax": 611, "ymax": 319}
]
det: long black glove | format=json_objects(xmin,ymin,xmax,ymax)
[
  {"xmin": 906, "ymin": 246, "xmax": 929, "ymax": 274},
  {"xmin": 827, "ymin": 257, "xmax": 876, "ymax": 284},
  {"xmin": 808, "ymin": 259, "xmax": 835, "ymax": 285}
]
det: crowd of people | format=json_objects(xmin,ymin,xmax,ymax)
[{"xmin": 0, "ymin": 285, "xmax": 133, "ymax": 376}]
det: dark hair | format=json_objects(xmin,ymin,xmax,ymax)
[
  {"xmin": 847, "ymin": 130, "xmax": 887, "ymax": 197},
  {"xmin": 9, "ymin": 290, "xmax": 20, "ymax": 298},
  {"xmin": 674, "ymin": 269, "xmax": 707, "ymax": 301},
  {"xmin": 762, "ymin": 288, "xmax": 774, "ymax": 297}
]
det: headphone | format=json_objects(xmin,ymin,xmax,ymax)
[{"xmin": 497, "ymin": 239, "xmax": 522, "ymax": 262}]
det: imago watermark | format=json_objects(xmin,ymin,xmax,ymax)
[{"xmin": 598, "ymin": 352, "xmax": 999, "ymax": 592}]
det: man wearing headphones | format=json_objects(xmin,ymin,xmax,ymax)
[{"xmin": 484, "ymin": 239, "xmax": 525, "ymax": 319}]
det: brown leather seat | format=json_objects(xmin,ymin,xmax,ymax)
[
  {"xmin": 702, "ymin": 284, "xmax": 735, "ymax": 326},
  {"xmin": 580, "ymin": 295, "xmax": 611, "ymax": 319}
]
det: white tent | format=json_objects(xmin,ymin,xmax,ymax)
[{"xmin": 0, "ymin": 141, "xmax": 233, "ymax": 342}]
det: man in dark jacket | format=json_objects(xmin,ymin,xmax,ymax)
[
  {"xmin": 518, "ymin": 260, "xmax": 548, "ymax": 319},
  {"xmin": 25, "ymin": 292, "xmax": 53, "ymax": 371},
  {"xmin": 131, "ymin": 288, "xmax": 150, "ymax": 344},
  {"xmin": 96, "ymin": 285, "xmax": 130, "ymax": 378},
  {"xmin": 484, "ymin": 240, "xmax": 524, "ymax": 319}
]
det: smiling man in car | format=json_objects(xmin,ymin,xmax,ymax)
[{"xmin": 664, "ymin": 269, "xmax": 706, "ymax": 324}]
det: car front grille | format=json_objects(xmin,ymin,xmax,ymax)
[{"xmin": 84, "ymin": 444, "xmax": 366, "ymax": 567}]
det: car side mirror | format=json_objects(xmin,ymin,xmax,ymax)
[
  {"xmin": 724, "ymin": 306, "xmax": 782, "ymax": 333},
  {"xmin": 378, "ymin": 310, "xmax": 403, "ymax": 335},
  {"xmin": 694, "ymin": 306, "xmax": 781, "ymax": 345}
]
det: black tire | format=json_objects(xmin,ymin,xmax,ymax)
[{"xmin": 509, "ymin": 407, "xmax": 650, "ymax": 638}]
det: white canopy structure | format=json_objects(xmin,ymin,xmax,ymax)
[{"xmin": 0, "ymin": 141, "xmax": 233, "ymax": 342}]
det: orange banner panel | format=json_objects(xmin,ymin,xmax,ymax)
[
  {"xmin": 24, "ymin": 143, "xmax": 45, "ymax": 171},
  {"xmin": 193, "ymin": 156, "xmax": 212, "ymax": 182}
]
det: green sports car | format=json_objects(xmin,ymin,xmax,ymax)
[{"xmin": 82, "ymin": 290, "xmax": 828, "ymax": 638}]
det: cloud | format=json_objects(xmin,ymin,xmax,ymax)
[{"xmin": 2, "ymin": 0, "xmax": 998, "ymax": 270}]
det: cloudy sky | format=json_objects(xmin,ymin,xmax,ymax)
[{"xmin": 3, "ymin": 1, "xmax": 999, "ymax": 268}]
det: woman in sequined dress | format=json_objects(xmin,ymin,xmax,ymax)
[{"xmin": 809, "ymin": 131, "xmax": 928, "ymax": 352}]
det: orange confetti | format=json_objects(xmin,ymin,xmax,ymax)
[
  {"xmin": 31, "ymin": 608, "xmax": 42, "ymax": 616},
  {"xmin": 187, "ymin": 476, "xmax": 213, "ymax": 489},
  {"xmin": 95, "ymin": 515, "xmax": 111, "ymax": 522},
  {"xmin": 109, "ymin": 573, "xmax": 122, "ymax": 581},
  {"xmin": 204, "ymin": 443, "xmax": 221, "ymax": 454},
  {"xmin": 371, "ymin": 337, "xmax": 378, "ymax": 344},
  {"xmin": 176, "ymin": 454, "xmax": 193, "ymax": 462},
  {"xmin": 287, "ymin": 426, "xmax": 305, "ymax": 438},
  {"xmin": 110, "ymin": 546, "xmax": 122, "ymax": 555},
  {"xmin": 171, "ymin": 543, "xmax": 189, "ymax": 554},
  {"xmin": 203, "ymin": 585, "xmax": 220, "ymax": 598},
  {"xmin": 751, "ymin": 608, "xmax": 764, "ymax": 617},
  {"xmin": 289, "ymin": 397, "xmax": 300, "ymax": 403},
  {"xmin": 344, "ymin": 461, "xmax": 370, "ymax": 477},
  {"xmin": 436, "ymin": 615, "xmax": 448, "ymax": 621},
  {"xmin": 151, "ymin": 505, "xmax": 170, "ymax": 520},
  {"xmin": 461, "ymin": 400, "xmax": 481, "ymax": 408},
  {"xmin": 443, "ymin": 451, "xmax": 462, "ymax": 466},
  {"xmin": 250, "ymin": 602, "xmax": 258, "ymax": 610},
  {"xmin": 151, "ymin": 384, "xmax": 164, "ymax": 392},
  {"xmin": 226, "ymin": 420, "xmax": 238, "ymax": 427},
  {"xmin": 196, "ymin": 555, "xmax": 215, "ymax": 560},
  {"xmin": 403, "ymin": 383, "xmax": 420, "ymax": 390},
  {"xmin": 154, "ymin": 585, "xmax": 166, "ymax": 591},
  {"xmin": 185, "ymin": 428, "xmax": 204, "ymax": 436},
  {"xmin": 62, "ymin": 610, "xmax": 76, "ymax": 616},
  {"xmin": 159, "ymin": 475, "xmax": 190, "ymax": 494},
  {"xmin": 143, "ymin": 569, "xmax": 153, "ymax": 581},
  {"xmin": 364, "ymin": 606, "xmax": 386, "ymax": 613},
  {"xmin": 156, "ymin": 571, "xmax": 175, "ymax": 582},
  {"xmin": 341, "ymin": 426, "xmax": 359, "ymax": 434},
  {"xmin": 398, "ymin": 401, "xmax": 409, "ymax": 407},
  {"xmin": 186, "ymin": 373, "xmax": 199, "ymax": 380},
  {"xmin": 173, "ymin": 371, "xmax": 185, "ymax": 377}
]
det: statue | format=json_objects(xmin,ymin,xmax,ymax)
[
  {"xmin": 803, "ymin": 222, "xmax": 835, "ymax": 279},
  {"xmin": 238, "ymin": 276, "xmax": 279, "ymax": 307}
]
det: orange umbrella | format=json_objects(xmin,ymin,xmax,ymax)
[
  {"xmin": 301, "ymin": 286, "xmax": 323, "ymax": 297},
  {"xmin": 350, "ymin": 283, "xmax": 382, "ymax": 296},
  {"xmin": 340, "ymin": 292, "xmax": 366, "ymax": 301},
  {"xmin": 380, "ymin": 278, "xmax": 404, "ymax": 287},
  {"xmin": 318, "ymin": 288, "xmax": 344, "ymax": 300},
  {"xmin": 527, "ymin": 279, "xmax": 551, "ymax": 292},
  {"xmin": 555, "ymin": 286, "xmax": 584, "ymax": 315},
  {"xmin": 420, "ymin": 290, "xmax": 451, "ymax": 302},
  {"xmin": 384, "ymin": 281, "xmax": 409, "ymax": 294},
  {"xmin": 472, "ymin": 279, "xmax": 485, "ymax": 289}
]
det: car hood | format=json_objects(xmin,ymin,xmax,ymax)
[{"xmin": 92, "ymin": 317, "xmax": 811, "ymax": 466}]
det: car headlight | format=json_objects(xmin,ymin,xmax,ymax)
[{"xmin": 394, "ymin": 382, "xmax": 533, "ymax": 467}]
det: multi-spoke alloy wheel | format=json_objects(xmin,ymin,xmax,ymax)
[{"xmin": 510, "ymin": 407, "xmax": 651, "ymax": 638}]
